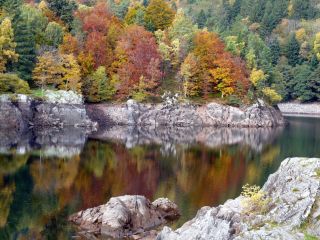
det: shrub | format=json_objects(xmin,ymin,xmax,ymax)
[
  {"xmin": 0, "ymin": 73, "xmax": 30, "ymax": 94},
  {"xmin": 241, "ymin": 184, "xmax": 270, "ymax": 214}
]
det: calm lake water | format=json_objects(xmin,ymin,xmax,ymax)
[{"xmin": 0, "ymin": 116, "xmax": 319, "ymax": 239}]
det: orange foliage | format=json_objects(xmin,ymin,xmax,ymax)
[
  {"xmin": 59, "ymin": 33, "xmax": 79, "ymax": 55},
  {"xmin": 113, "ymin": 25, "xmax": 162, "ymax": 98},
  {"xmin": 76, "ymin": 2, "xmax": 123, "ymax": 71},
  {"xmin": 181, "ymin": 30, "xmax": 250, "ymax": 99}
]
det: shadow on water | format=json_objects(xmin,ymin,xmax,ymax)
[{"xmin": 0, "ymin": 116, "xmax": 319, "ymax": 239}]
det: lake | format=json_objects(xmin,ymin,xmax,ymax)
[{"xmin": 0, "ymin": 116, "xmax": 319, "ymax": 239}]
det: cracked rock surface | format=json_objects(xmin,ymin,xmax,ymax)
[
  {"xmin": 157, "ymin": 158, "xmax": 320, "ymax": 240},
  {"xmin": 88, "ymin": 100, "xmax": 284, "ymax": 128},
  {"xmin": 69, "ymin": 195, "xmax": 180, "ymax": 239}
]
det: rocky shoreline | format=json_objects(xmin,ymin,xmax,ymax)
[
  {"xmin": 278, "ymin": 102, "xmax": 320, "ymax": 116},
  {"xmin": 87, "ymin": 99, "xmax": 285, "ymax": 128},
  {"xmin": 69, "ymin": 158, "xmax": 320, "ymax": 240},
  {"xmin": 157, "ymin": 157, "xmax": 320, "ymax": 240},
  {"xmin": 0, "ymin": 92, "xmax": 97, "ymax": 131}
]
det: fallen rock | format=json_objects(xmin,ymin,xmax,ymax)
[
  {"xmin": 69, "ymin": 195, "xmax": 180, "ymax": 238},
  {"xmin": 157, "ymin": 158, "xmax": 320, "ymax": 240}
]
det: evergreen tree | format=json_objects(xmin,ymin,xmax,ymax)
[
  {"xmin": 0, "ymin": 0, "xmax": 22, "ymax": 17},
  {"xmin": 290, "ymin": 0, "xmax": 317, "ymax": 19},
  {"xmin": 46, "ymin": 0, "xmax": 77, "ymax": 28},
  {"xmin": 196, "ymin": 10, "xmax": 207, "ymax": 29},
  {"xmin": 285, "ymin": 34, "xmax": 300, "ymax": 66},
  {"xmin": 269, "ymin": 39, "xmax": 281, "ymax": 66},
  {"xmin": 13, "ymin": 20, "xmax": 36, "ymax": 83},
  {"xmin": 290, "ymin": 64, "xmax": 313, "ymax": 101},
  {"xmin": 308, "ymin": 65, "xmax": 320, "ymax": 100}
]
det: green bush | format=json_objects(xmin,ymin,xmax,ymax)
[{"xmin": 0, "ymin": 73, "xmax": 31, "ymax": 94}]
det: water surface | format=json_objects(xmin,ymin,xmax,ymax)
[{"xmin": 0, "ymin": 116, "xmax": 319, "ymax": 239}]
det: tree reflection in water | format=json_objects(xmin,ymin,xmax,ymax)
[{"xmin": 0, "ymin": 117, "xmax": 320, "ymax": 238}]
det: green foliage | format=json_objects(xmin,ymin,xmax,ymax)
[
  {"xmin": 145, "ymin": 0, "xmax": 175, "ymax": 30},
  {"xmin": 19, "ymin": 4, "xmax": 48, "ymax": 45},
  {"xmin": 46, "ymin": 0, "xmax": 77, "ymax": 28},
  {"xmin": 0, "ymin": 73, "xmax": 30, "ymax": 94},
  {"xmin": 109, "ymin": 0, "xmax": 130, "ymax": 20},
  {"xmin": 290, "ymin": 0, "xmax": 317, "ymax": 20},
  {"xmin": 131, "ymin": 76, "xmax": 149, "ymax": 102},
  {"xmin": 83, "ymin": 66, "xmax": 116, "ymax": 102},
  {"xmin": 196, "ymin": 9, "xmax": 206, "ymax": 29},
  {"xmin": 13, "ymin": 19, "xmax": 36, "ymax": 83},
  {"xmin": 289, "ymin": 64, "xmax": 314, "ymax": 102},
  {"xmin": 44, "ymin": 22, "xmax": 63, "ymax": 47},
  {"xmin": 285, "ymin": 34, "xmax": 301, "ymax": 66}
]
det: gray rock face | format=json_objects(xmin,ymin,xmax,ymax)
[
  {"xmin": 69, "ymin": 195, "xmax": 180, "ymax": 239},
  {"xmin": 91, "ymin": 100, "xmax": 284, "ymax": 128},
  {"xmin": 157, "ymin": 158, "xmax": 320, "ymax": 240},
  {"xmin": 0, "ymin": 95, "xmax": 96, "ymax": 130}
]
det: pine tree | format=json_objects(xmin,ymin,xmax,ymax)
[
  {"xmin": 13, "ymin": 20, "xmax": 36, "ymax": 83},
  {"xmin": 46, "ymin": 0, "xmax": 77, "ymax": 28},
  {"xmin": 285, "ymin": 34, "xmax": 300, "ymax": 66},
  {"xmin": 308, "ymin": 65, "xmax": 320, "ymax": 100},
  {"xmin": 269, "ymin": 39, "xmax": 281, "ymax": 66},
  {"xmin": 196, "ymin": 10, "xmax": 207, "ymax": 29}
]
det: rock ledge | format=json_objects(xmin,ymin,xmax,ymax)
[{"xmin": 157, "ymin": 158, "xmax": 320, "ymax": 240}]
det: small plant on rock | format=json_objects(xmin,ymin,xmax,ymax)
[{"xmin": 241, "ymin": 184, "xmax": 270, "ymax": 214}]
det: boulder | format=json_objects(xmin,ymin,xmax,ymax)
[
  {"xmin": 69, "ymin": 195, "xmax": 180, "ymax": 238},
  {"xmin": 157, "ymin": 158, "xmax": 320, "ymax": 240}
]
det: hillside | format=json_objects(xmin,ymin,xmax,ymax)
[{"xmin": 0, "ymin": 0, "xmax": 319, "ymax": 105}]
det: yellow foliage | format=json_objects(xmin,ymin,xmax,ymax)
[
  {"xmin": 0, "ymin": 18, "xmax": 18, "ymax": 73},
  {"xmin": 314, "ymin": 32, "xmax": 320, "ymax": 60},
  {"xmin": 250, "ymin": 68, "xmax": 267, "ymax": 87},
  {"xmin": 209, "ymin": 67, "xmax": 234, "ymax": 98},
  {"xmin": 33, "ymin": 52, "xmax": 81, "ymax": 92},
  {"xmin": 262, "ymin": 87, "xmax": 283, "ymax": 104},
  {"xmin": 295, "ymin": 28, "xmax": 306, "ymax": 43},
  {"xmin": 241, "ymin": 184, "xmax": 270, "ymax": 214},
  {"xmin": 145, "ymin": 0, "xmax": 175, "ymax": 30}
]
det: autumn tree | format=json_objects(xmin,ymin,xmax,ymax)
[
  {"xmin": 0, "ymin": 18, "xmax": 18, "ymax": 73},
  {"xmin": 113, "ymin": 25, "xmax": 162, "ymax": 98},
  {"xmin": 59, "ymin": 33, "xmax": 79, "ymax": 55},
  {"xmin": 180, "ymin": 30, "xmax": 250, "ymax": 99},
  {"xmin": 82, "ymin": 66, "xmax": 116, "ymax": 102},
  {"xmin": 124, "ymin": 4, "xmax": 146, "ymax": 26},
  {"xmin": 33, "ymin": 51, "xmax": 81, "ymax": 92},
  {"xmin": 76, "ymin": 2, "xmax": 122, "ymax": 69},
  {"xmin": 145, "ymin": 0, "xmax": 175, "ymax": 30},
  {"xmin": 0, "ymin": 73, "xmax": 30, "ymax": 94}
]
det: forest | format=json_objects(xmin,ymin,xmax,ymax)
[{"xmin": 0, "ymin": 0, "xmax": 320, "ymax": 104}]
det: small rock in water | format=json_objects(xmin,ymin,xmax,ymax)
[{"xmin": 69, "ymin": 195, "xmax": 180, "ymax": 239}]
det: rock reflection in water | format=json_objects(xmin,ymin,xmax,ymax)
[
  {"xmin": 91, "ymin": 125, "xmax": 284, "ymax": 153},
  {"xmin": 4, "ymin": 120, "xmax": 315, "ymax": 239},
  {"xmin": 0, "ymin": 127, "xmax": 89, "ymax": 158}
]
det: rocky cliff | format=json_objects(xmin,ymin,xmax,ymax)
[
  {"xmin": 157, "ymin": 157, "xmax": 320, "ymax": 240},
  {"xmin": 0, "ymin": 91, "xmax": 96, "ymax": 131},
  {"xmin": 87, "ymin": 100, "xmax": 285, "ymax": 128}
]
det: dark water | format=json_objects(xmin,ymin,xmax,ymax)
[{"xmin": 0, "ymin": 116, "xmax": 319, "ymax": 239}]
